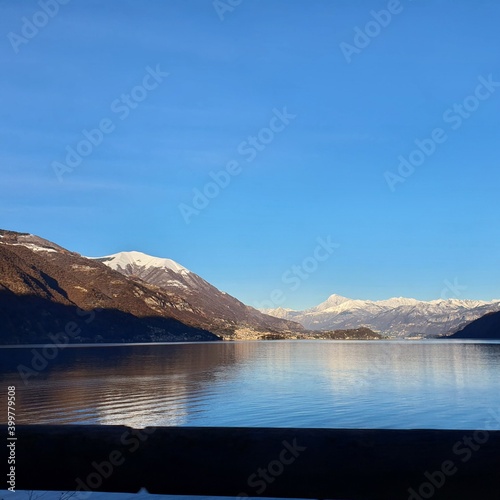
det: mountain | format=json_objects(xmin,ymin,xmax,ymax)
[
  {"xmin": 263, "ymin": 294, "xmax": 500, "ymax": 338},
  {"xmin": 450, "ymin": 311, "xmax": 500, "ymax": 339},
  {"xmin": 0, "ymin": 229, "xmax": 381, "ymax": 343},
  {"xmin": 0, "ymin": 230, "xmax": 219, "ymax": 344},
  {"xmin": 92, "ymin": 251, "xmax": 305, "ymax": 340}
]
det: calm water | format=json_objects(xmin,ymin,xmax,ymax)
[{"xmin": 1, "ymin": 340, "xmax": 499, "ymax": 430}]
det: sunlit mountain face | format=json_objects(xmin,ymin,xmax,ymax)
[{"xmin": 264, "ymin": 294, "xmax": 500, "ymax": 338}]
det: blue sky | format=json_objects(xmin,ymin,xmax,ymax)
[{"xmin": 1, "ymin": 0, "xmax": 500, "ymax": 309}]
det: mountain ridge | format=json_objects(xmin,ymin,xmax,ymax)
[
  {"xmin": 0, "ymin": 233, "xmax": 219, "ymax": 343},
  {"xmin": 92, "ymin": 250, "xmax": 307, "ymax": 339},
  {"xmin": 450, "ymin": 311, "xmax": 500, "ymax": 339},
  {"xmin": 0, "ymin": 230, "xmax": 312, "ymax": 342},
  {"xmin": 263, "ymin": 293, "xmax": 500, "ymax": 337}
]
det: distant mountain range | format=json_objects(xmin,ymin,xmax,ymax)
[
  {"xmin": 90, "ymin": 252, "xmax": 381, "ymax": 340},
  {"xmin": 263, "ymin": 294, "xmax": 500, "ymax": 338},
  {"xmin": 1, "ymin": 229, "xmax": 497, "ymax": 343}
]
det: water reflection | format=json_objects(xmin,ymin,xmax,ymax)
[
  {"xmin": 0, "ymin": 343, "xmax": 261, "ymax": 427},
  {"xmin": 1, "ymin": 341, "xmax": 499, "ymax": 429}
]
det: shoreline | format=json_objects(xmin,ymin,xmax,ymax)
[{"xmin": 1, "ymin": 338, "xmax": 500, "ymax": 348}]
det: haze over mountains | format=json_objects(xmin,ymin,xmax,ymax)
[{"xmin": 263, "ymin": 294, "xmax": 500, "ymax": 338}]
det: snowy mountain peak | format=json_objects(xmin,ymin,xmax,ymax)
[
  {"xmin": 94, "ymin": 251, "xmax": 190, "ymax": 274},
  {"xmin": 317, "ymin": 294, "xmax": 351, "ymax": 309},
  {"xmin": 264, "ymin": 292, "xmax": 500, "ymax": 338},
  {"xmin": 377, "ymin": 297, "xmax": 421, "ymax": 308},
  {"xmin": 326, "ymin": 294, "xmax": 351, "ymax": 304}
]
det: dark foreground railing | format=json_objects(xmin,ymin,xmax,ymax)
[{"xmin": 3, "ymin": 425, "xmax": 500, "ymax": 499}]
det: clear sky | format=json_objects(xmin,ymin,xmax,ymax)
[{"xmin": 1, "ymin": 0, "xmax": 500, "ymax": 309}]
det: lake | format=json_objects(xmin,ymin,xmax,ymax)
[{"xmin": 1, "ymin": 340, "xmax": 500, "ymax": 430}]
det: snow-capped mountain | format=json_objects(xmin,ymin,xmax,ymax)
[
  {"xmin": 93, "ymin": 251, "xmax": 305, "ymax": 339},
  {"xmin": 100, "ymin": 251, "xmax": 189, "ymax": 274},
  {"xmin": 0, "ymin": 230, "xmax": 219, "ymax": 343},
  {"xmin": 6, "ymin": 229, "xmax": 494, "ymax": 341},
  {"xmin": 263, "ymin": 294, "xmax": 500, "ymax": 338},
  {"xmin": 94, "ymin": 251, "xmax": 211, "ymax": 294},
  {"xmin": 0, "ymin": 232, "xmax": 372, "ymax": 342}
]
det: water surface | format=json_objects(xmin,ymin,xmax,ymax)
[{"xmin": 1, "ymin": 340, "xmax": 499, "ymax": 429}]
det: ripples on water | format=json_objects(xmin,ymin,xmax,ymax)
[{"xmin": 1, "ymin": 340, "xmax": 499, "ymax": 429}]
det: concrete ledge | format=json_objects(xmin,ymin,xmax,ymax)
[{"xmin": 3, "ymin": 425, "xmax": 500, "ymax": 499}]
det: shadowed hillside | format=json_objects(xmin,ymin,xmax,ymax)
[{"xmin": 451, "ymin": 311, "xmax": 500, "ymax": 339}]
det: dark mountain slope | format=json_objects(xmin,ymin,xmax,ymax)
[{"xmin": 450, "ymin": 311, "xmax": 500, "ymax": 339}]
